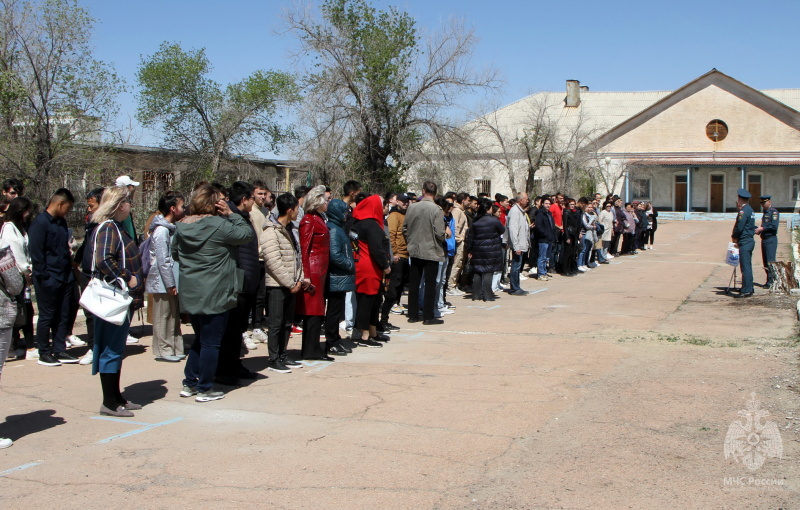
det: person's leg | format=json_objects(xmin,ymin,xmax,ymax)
[
  {"xmin": 168, "ymin": 294, "xmax": 183, "ymax": 356},
  {"xmin": 448, "ymin": 242, "xmax": 464, "ymax": 290},
  {"xmin": 482, "ymin": 273, "xmax": 494, "ymax": 301},
  {"xmin": 491, "ymin": 271, "xmax": 501, "ymax": 292},
  {"xmin": 765, "ymin": 237, "xmax": 778, "ymax": 285},
  {"xmin": 538, "ymin": 242, "xmax": 549, "ymax": 277},
  {"xmin": 95, "ymin": 315, "xmax": 130, "ymax": 377},
  {"xmin": 435, "ymin": 261, "xmax": 447, "ymax": 311},
  {"xmin": 649, "ymin": 228, "xmax": 656, "ymax": 246},
  {"xmin": 196, "ymin": 311, "xmax": 229, "ymax": 392},
  {"xmin": 301, "ymin": 315, "xmax": 325, "ymax": 358},
  {"xmin": 344, "ymin": 291, "xmax": 356, "ymax": 329},
  {"xmin": 0, "ymin": 327, "xmax": 11, "ymax": 379},
  {"xmin": 407, "ymin": 258, "xmax": 422, "ymax": 321},
  {"xmin": 217, "ymin": 294, "xmax": 253, "ymax": 377},
  {"xmin": 381, "ymin": 260, "xmax": 401, "ymax": 320},
  {"xmin": 472, "ymin": 272, "xmax": 481, "ymax": 301},
  {"xmin": 151, "ymin": 293, "xmax": 170, "ymax": 358},
  {"xmin": 739, "ymin": 242, "xmax": 755, "ymax": 294},
  {"xmin": 182, "ymin": 315, "xmax": 204, "ymax": 389},
  {"xmin": 325, "ymin": 291, "xmax": 345, "ymax": 348},
  {"xmin": 576, "ymin": 240, "xmax": 586, "ymax": 268},
  {"xmin": 32, "ymin": 280, "xmax": 56, "ymax": 355},
  {"xmin": 444, "ymin": 255, "xmax": 455, "ymax": 295},
  {"xmin": 422, "ymin": 260, "xmax": 438, "ymax": 321},
  {"xmin": 52, "ymin": 280, "xmax": 72, "ymax": 354},
  {"xmin": 509, "ymin": 252, "xmax": 522, "ymax": 291},
  {"xmin": 266, "ymin": 287, "xmax": 285, "ymax": 361},
  {"xmin": 254, "ymin": 265, "xmax": 267, "ymax": 327}
]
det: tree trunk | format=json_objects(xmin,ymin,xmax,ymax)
[{"xmin": 768, "ymin": 261, "xmax": 796, "ymax": 294}]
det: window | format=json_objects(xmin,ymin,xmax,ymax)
[
  {"xmin": 791, "ymin": 177, "xmax": 800, "ymax": 200},
  {"xmin": 706, "ymin": 119, "xmax": 728, "ymax": 142},
  {"xmin": 475, "ymin": 179, "xmax": 491, "ymax": 196},
  {"xmin": 631, "ymin": 178, "xmax": 651, "ymax": 200},
  {"xmin": 142, "ymin": 170, "xmax": 174, "ymax": 195}
]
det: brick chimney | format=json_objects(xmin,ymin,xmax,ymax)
[{"xmin": 566, "ymin": 80, "xmax": 580, "ymax": 107}]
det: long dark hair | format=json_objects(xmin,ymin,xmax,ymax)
[
  {"xmin": 475, "ymin": 198, "xmax": 493, "ymax": 220},
  {"xmin": 4, "ymin": 196, "xmax": 33, "ymax": 233}
]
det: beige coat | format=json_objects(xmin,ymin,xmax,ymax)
[
  {"xmin": 261, "ymin": 219, "xmax": 303, "ymax": 288},
  {"xmin": 451, "ymin": 204, "xmax": 468, "ymax": 243}
]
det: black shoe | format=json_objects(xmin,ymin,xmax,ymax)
[
  {"xmin": 372, "ymin": 333, "xmax": 390, "ymax": 342},
  {"xmin": 356, "ymin": 338, "xmax": 383, "ymax": 348},
  {"xmin": 328, "ymin": 344, "xmax": 348, "ymax": 356},
  {"xmin": 734, "ymin": 292, "xmax": 754, "ymax": 299},
  {"xmin": 214, "ymin": 375, "xmax": 242, "ymax": 386},
  {"xmin": 511, "ymin": 289, "xmax": 528, "ymax": 296},
  {"xmin": 267, "ymin": 360, "xmax": 292, "ymax": 373},
  {"xmin": 280, "ymin": 355, "xmax": 303, "ymax": 368},
  {"xmin": 422, "ymin": 319, "xmax": 444, "ymax": 325},
  {"xmin": 340, "ymin": 338, "xmax": 356, "ymax": 351},
  {"xmin": 236, "ymin": 366, "xmax": 258, "ymax": 379},
  {"xmin": 315, "ymin": 355, "xmax": 335, "ymax": 362},
  {"xmin": 38, "ymin": 352, "xmax": 61, "ymax": 366},
  {"xmin": 55, "ymin": 352, "xmax": 79, "ymax": 364},
  {"xmin": 407, "ymin": 317, "xmax": 421, "ymax": 323},
  {"xmin": 379, "ymin": 321, "xmax": 400, "ymax": 332}
]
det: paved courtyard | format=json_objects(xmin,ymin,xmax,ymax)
[{"xmin": 0, "ymin": 220, "xmax": 798, "ymax": 509}]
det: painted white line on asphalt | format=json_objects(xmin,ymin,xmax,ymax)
[
  {"xmin": 528, "ymin": 288, "xmax": 548, "ymax": 295},
  {"xmin": 93, "ymin": 417, "xmax": 184, "ymax": 444},
  {"xmin": 0, "ymin": 462, "xmax": 40, "ymax": 477}
]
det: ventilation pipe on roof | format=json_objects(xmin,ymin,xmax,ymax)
[
  {"xmin": 566, "ymin": 80, "xmax": 581, "ymax": 107},
  {"xmin": 580, "ymin": 85, "xmax": 589, "ymax": 93}
]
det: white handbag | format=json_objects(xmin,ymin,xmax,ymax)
[{"xmin": 79, "ymin": 221, "xmax": 133, "ymax": 325}]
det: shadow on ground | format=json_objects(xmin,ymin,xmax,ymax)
[{"xmin": 0, "ymin": 410, "xmax": 66, "ymax": 441}]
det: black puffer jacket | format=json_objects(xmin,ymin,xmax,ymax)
[
  {"xmin": 228, "ymin": 202, "xmax": 260, "ymax": 295},
  {"xmin": 465, "ymin": 213, "xmax": 505, "ymax": 274}
]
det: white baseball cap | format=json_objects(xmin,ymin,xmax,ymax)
[{"xmin": 115, "ymin": 175, "xmax": 140, "ymax": 187}]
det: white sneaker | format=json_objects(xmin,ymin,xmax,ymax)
[
  {"xmin": 606, "ymin": 254, "xmax": 615, "ymax": 259},
  {"xmin": 25, "ymin": 348, "xmax": 39, "ymax": 360},
  {"xmin": 519, "ymin": 274, "xmax": 528, "ymax": 280},
  {"xmin": 126, "ymin": 335, "xmax": 139, "ymax": 344},
  {"xmin": 577, "ymin": 266, "xmax": 588, "ymax": 272},
  {"xmin": 243, "ymin": 336, "xmax": 258, "ymax": 351},
  {"xmin": 446, "ymin": 288, "xmax": 465, "ymax": 296},
  {"xmin": 438, "ymin": 308, "xmax": 455, "ymax": 315},
  {"xmin": 67, "ymin": 335, "xmax": 87, "ymax": 347},
  {"xmin": 528, "ymin": 268, "xmax": 538, "ymax": 275},
  {"xmin": 250, "ymin": 328, "xmax": 268, "ymax": 343},
  {"xmin": 0, "ymin": 437, "xmax": 12, "ymax": 449},
  {"xmin": 79, "ymin": 349, "xmax": 93, "ymax": 365},
  {"xmin": 499, "ymin": 283, "xmax": 510, "ymax": 290}
]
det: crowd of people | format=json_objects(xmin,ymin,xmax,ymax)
[{"xmin": 0, "ymin": 175, "xmax": 661, "ymax": 448}]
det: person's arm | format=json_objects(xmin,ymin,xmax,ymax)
[
  {"xmin": 366, "ymin": 222, "xmax": 391, "ymax": 270},
  {"xmin": 732, "ymin": 209, "xmax": 747, "ymax": 241},
  {"xmin": 329, "ymin": 228, "xmax": 355, "ymax": 273},
  {"xmin": 764, "ymin": 210, "xmax": 779, "ymax": 235},
  {"xmin": 1, "ymin": 224, "xmax": 31, "ymax": 275},
  {"xmin": 27, "ymin": 219, "xmax": 48, "ymax": 280},
  {"xmin": 0, "ymin": 249, "xmax": 23, "ymax": 296},
  {"xmin": 152, "ymin": 227, "xmax": 176, "ymax": 290},
  {"xmin": 432, "ymin": 207, "xmax": 446, "ymax": 244},
  {"xmin": 217, "ymin": 214, "xmax": 254, "ymax": 246}
]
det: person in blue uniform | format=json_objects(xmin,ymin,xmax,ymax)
[
  {"xmin": 731, "ymin": 188, "xmax": 756, "ymax": 298},
  {"xmin": 755, "ymin": 195, "xmax": 779, "ymax": 287}
]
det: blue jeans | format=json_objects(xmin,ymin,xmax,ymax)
[
  {"xmin": 577, "ymin": 238, "xmax": 592, "ymax": 267},
  {"xmin": 509, "ymin": 252, "xmax": 524, "ymax": 291},
  {"xmin": 538, "ymin": 243, "xmax": 551, "ymax": 276},
  {"xmin": 184, "ymin": 311, "xmax": 229, "ymax": 392},
  {"xmin": 435, "ymin": 260, "xmax": 447, "ymax": 311}
]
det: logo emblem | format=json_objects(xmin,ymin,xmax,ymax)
[{"xmin": 724, "ymin": 393, "xmax": 783, "ymax": 471}]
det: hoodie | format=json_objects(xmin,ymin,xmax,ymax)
[
  {"xmin": 145, "ymin": 214, "xmax": 177, "ymax": 294},
  {"xmin": 350, "ymin": 195, "xmax": 391, "ymax": 295}
]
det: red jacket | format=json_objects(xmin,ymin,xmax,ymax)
[
  {"xmin": 352, "ymin": 195, "xmax": 390, "ymax": 295},
  {"xmin": 296, "ymin": 211, "xmax": 329, "ymax": 316}
]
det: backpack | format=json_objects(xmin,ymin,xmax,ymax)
[{"xmin": 138, "ymin": 235, "xmax": 153, "ymax": 278}]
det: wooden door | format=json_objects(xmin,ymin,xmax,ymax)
[
  {"xmin": 710, "ymin": 175, "xmax": 724, "ymax": 212},
  {"xmin": 675, "ymin": 175, "xmax": 687, "ymax": 211},
  {"xmin": 748, "ymin": 174, "xmax": 761, "ymax": 209}
]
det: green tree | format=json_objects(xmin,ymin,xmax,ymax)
[
  {"xmin": 0, "ymin": 0, "xmax": 124, "ymax": 200},
  {"xmin": 286, "ymin": 0, "xmax": 496, "ymax": 193},
  {"xmin": 136, "ymin": 42, "xmax": 299, "ymax": 181}
]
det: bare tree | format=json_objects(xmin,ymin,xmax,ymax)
[
  {"xmin": 284, "ymin": 0, "xmax": 498, "ymax": 193},
  {"xmin": 0, "ymin": 0, "xmax": 124, "ymax": 201}
]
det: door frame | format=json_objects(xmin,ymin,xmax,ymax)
[
  {"xmin": 673, "ymin": 171, "xmax": 688, "ymax": 212},
  {"xmin": 746, "ymin": 171, "xmax": 763, "ymax": 210}
]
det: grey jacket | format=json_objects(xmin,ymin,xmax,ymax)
[
  {"xmin": 403, "ymin": 197, "xmax": 445, "ymax": 262},
  {"xmin": 145, "ymin": 215, "xmax": 177, "ymax": 294},
  {"xmin": 0, "ymin": 241, "xmax": 24, "ymax": 328},
  {"xmin": 507, "ymin": 204, "xmax": 530, "ymax": 252}
]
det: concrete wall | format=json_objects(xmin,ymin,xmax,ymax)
[{"xmin": 605, "ymin": 85, "xmax": 800, "ymax": 153}]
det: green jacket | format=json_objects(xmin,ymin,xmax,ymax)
[{"xmin": 172, "ymin": 214, "xmax": 253, "ymax": 315}]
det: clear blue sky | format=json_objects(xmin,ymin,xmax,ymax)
[{"xmin": 82, "ymin": 0, "xmax": 800, "ymax": 157}]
